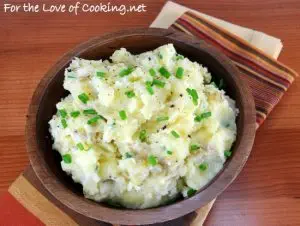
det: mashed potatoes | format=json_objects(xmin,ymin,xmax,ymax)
[{"xmin": 49, "ymin": 44, "xmax": 237, "ymax": 209}]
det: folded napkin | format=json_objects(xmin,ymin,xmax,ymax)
[{"xmin": 0, "ymin": 2, "xmax": 297, "ymax": 226}]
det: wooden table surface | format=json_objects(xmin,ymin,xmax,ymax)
[{"xmin": 1, "ymin": 0, "xmax": 300, "ymax": 225}]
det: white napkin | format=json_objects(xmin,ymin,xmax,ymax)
[{"xmin": 150, "ymin": 1, "xmax": 283, "ymax": 59}]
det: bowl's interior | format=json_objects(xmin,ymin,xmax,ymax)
[{"xmin": 36, "ymin": 34, "xmax": 244, "ymax": 205}]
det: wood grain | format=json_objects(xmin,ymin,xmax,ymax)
[{"xmin": 1, "ymin": 0, "xmax": 300, "ymax": 225}]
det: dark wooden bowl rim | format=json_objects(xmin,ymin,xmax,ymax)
[{"xmin": 26, "ymin": 28, "xmax": 256, "ymax": 225}]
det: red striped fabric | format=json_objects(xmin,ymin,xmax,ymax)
[
  {"xmin": 0, "ymin": 192, "xmax": 44, "ymax": 226},
  {"xmin": 171, "ymin": 11, "xmax": 297, "ymax": 127}
]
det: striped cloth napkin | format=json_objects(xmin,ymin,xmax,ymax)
[{"xmin": 0, "ymin": 2, "xmax": 297, "ymax": 226}]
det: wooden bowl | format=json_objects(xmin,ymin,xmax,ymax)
[{"xmin": 26, "ymin": 28, "xmax": 256, "ymax": 225}]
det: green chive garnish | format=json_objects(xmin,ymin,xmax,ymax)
[
  {"xmin": 61, "ymin": 119, "xmax": 67, "ymax": 128},
  {"xmin": 187, "ymin": 188, "xmax": 196, "ymax": 197},
  {"xmin": 62, "ymin": 154, "xmax": 72, "ymax": 164},
  {"xmin": 139, "ymin": 129, "xmax": 147, "ymax": 142},
  {"xmin": 156, "ymin": 116, "xmax": 169, "ymax": 122},
  {"xmin": 59, "ymin": 109, "xmax": 67, "ymax": 118},
  {"xmin": 147, "ymin": 155, "xmax": 158, "ymax": 166},
  {"xmin": 194, "ymin": 112, "xmax": 212, "ymax": 122},
  {"xmin": 125, "ymin": 152, "xmax": 133, "ymax": 159},
  {"xmin": 175, "ymin": 67, "xmax": 184, "ymax": 79},
  {"xmin": 125, "ymin": 90, "xmax": 135, "ymax": 98},
  {"xmin": 186, "ymin": 88, "xmax": 198, "ymax": 105},
  {"xmin": 83, "ymin": 109, "xmax": 97, "ymax": 115},
  {"xmin": 176, "ymin": 54, "xmax": 184, "ymax": 60},
  {"xmin": 152, "ymin": 79, "xmax": 165, "ymax": 88},
  {"xmin": 158, "ymin": 53, "xmax": 163, "ymax": 59},
  {"xmin": 119, "ymin": 110, "xmax": 127, "ymax": 120},
  {"xmin": 145, "ymin": 81, "xmax": 154, "ymax": 95},
  {"xmin": 77, "ymin": 143, "xmax": 84, "ymax": 151},
  {"xmin": 199, "ymin": 162, "xmax": 208, "ymax": 171},
  {"xmin": 159, "ymin": 67, "xmax": 171, "ymax": 79},
  {"xmin": 167, "ymin": 150, "xmax": 173, "ymax": 155},
  {"xmin": 87, "ymin": 115, "xmax": 102, "ymax": 125},
  {"xmin": 171, "ymin": 130, "xmax": 180, "ymax": 138},
  {"xmin": 67, "ymin": 75, "xmax": 76, "ymax": 79},
  {"xmin": 119, "ymin": 67, "xmax": 134, "ymax": 77},
  {"xmin": 149, "ymin": 68, "xmax": 156, "ymax": 77},
  {"xmin": 78, "ymin": 93, "xmax": 89, "ymax": 104},
  {"xmin": 187, "ymin": 188, "xmax": 197, "ymax": 197},
  {"xmin": 67, "ymin": 72, "xmax": 76, "ymax": 79},
  {"xmin": 224, "ymin": 150, "xmax": 232, "ymax": 158},
  {"xmin": 190, "ymin": 144, "xmax": 200, "ymax": 153},
  {"xmin": 96, "ymin": 71, "xmax": 106, "ymax": 78},
  {"xmin": 70, "ymin": 111, "xmax": 80, "ymax": 118}
]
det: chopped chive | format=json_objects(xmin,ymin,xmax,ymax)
[
  {"xmin": 158, "ymin": 52, "xmax": 163, "ymax": 59},
  {"xmin": 145, "ymin": 81, "xmax": 154, "ymax": 95},
  {"xmin": 78, "ymin": 93, "xmax": 89, "ymax": 104},
  {"xmin": 70, "ymin": 111, "xmax": 80, "ymax": 118},
  {"xmin": 156, "ymin": 116, "xmax": 169, "ymax": 122},
  {"xmin": 187, "ymin": 188, "xmax": 197, "ymax": 197},
  {"xmin": 96, "ymin": 71, "xmax": 106, "ymax": 78},
  {"xmin": 119, "ymin": 67, "xmax": 134, "ymax": 77},
  {"xmin": 139, "ymin": 129, "xmax": 147, "ymax": 142},
  {"xmin": 201, "ymin": 112, "xmax": 212, "ymax": 118},
  {"xmin": 147, "ymin": 155, "xmax": 158, "ymax": 166},
  {"xmin": 159, "ymin": 67, "xmax": 171, "ymax": 79},
  {"xmin": 67, "ymin": 72, "xmax": 76, "ymax": 79},
  {"xmin": 62, "ymin": 154, "xmax": 72, "ymax": 164},
  {"xmin": 61, "ymin": 119, "xmax": 67, "ymax": 128},
  {"xmin": 83, "ymin": 109, "xmax": 97, "ymax": 115},
  {"xmin": 87, "ymin": 115, "xmax": 102, "ymax": 125},
  {"xmin": 166, "ymin": 150, "xmax": 173, "ymax": 155},
  {"xmin": 224, "ymin": 150, "xmax": 232, "ymax": 158},
  {"xmin": 194, "ymin": 112, "xmax": 212, "ymax": 122},
  {"xmin": 225, "ymin": 123, "xmax": 231, "ymax": 128},
  {"xmin": 175, "ymin": 67, "xmax": 184, "ymax": 79},
  {"xmin": 186, "ymin": 88, "xmax": 198, "ymax": 106},
  {"xmin": 119, "ymin": 110, "xmax": 127, "ymax": 120},
  {"xmin": 149, "ymin": 68, "xmax": 156, "ymax": 77},
  {"xmin": 125, "ymin": 152, "xmax": 133, "ymax": 159},
  {"xmin": 125, "ymin": 90, "xmax": 135, "ymax": 98},
  {"xmin": 152, "ymin": 79, "xmax": 166, "ymax": 88},
  {"xmin": 59, "ymin": 109, "xmax": 67, "ymax": 118},
  {"xmin": 199, "ymin": 162, "xmax": 208, "ymax": 171},
  {"xmin": 77, "ymin": 143, "xmax": 84, "ymax": 151},
  {"xmin": 171, "ymin": 130, "xmax": 180, "ymax": 138},
  {"xmin": 176, "ymin": 54, "xmax": 184, "ymax": 60},
  {"xmin": 190, "ymin": 144, "xmax": 200, "ymax": 153}
]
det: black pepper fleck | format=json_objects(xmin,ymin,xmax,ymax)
[
  {"xmin": 162, "ymin": 125, "xmax": 167, "ymax": 130},
  {"xmin": 170, "ymin": 104, "xmax": 175, "ymax": 108},
  {"xmin": 188, "ymin": 135, "xmax": 191, "ymax": 138},
  {"xmin": 180, "ymin": 94, "xmax": 183, "ymax": 97}
]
